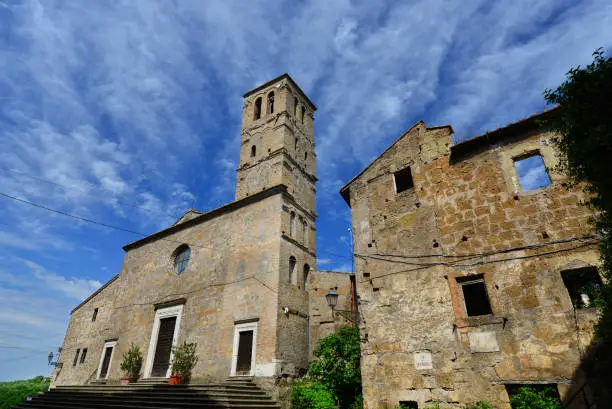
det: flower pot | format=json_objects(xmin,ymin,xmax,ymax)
[
  {"xmin": 168, "ymin": 375, "xmax": 183, "ymax": 385},
  {"xmin": 121, "ymin": 377, "xmax": 130, "ymax": 385}
]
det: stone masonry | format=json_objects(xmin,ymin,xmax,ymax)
[
  {"xmin": 340, "ymin": 110, "xmax": 602, "ymax": 408},
  {"xmin": 51, "ymin": 74, "xmax": 353, "ymax": 389}
]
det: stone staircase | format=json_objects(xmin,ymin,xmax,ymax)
[{"xmin": 13, "ymin": 378, "xmax": 280, "ymax": 409}]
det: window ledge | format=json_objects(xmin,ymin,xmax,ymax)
[{"xmin": 456, "ymin": 315, "xmax": 507, "ymax": 329}]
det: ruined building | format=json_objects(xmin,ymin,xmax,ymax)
[
  {"xmin": 51, "ymin": 74, "xmax": 354, "ymax": 387},
  {"xmin": 340, "ymin": 110, "xmax": 602, "ymax": 409}
]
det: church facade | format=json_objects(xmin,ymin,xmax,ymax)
[{"xmin": 52, "ymin": 74, "xmax": 354, "ymax": 386}]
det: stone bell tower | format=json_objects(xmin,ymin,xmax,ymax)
[{"xmin": 236, "ymin": 74, "xmax": 317, "ymax": 217}]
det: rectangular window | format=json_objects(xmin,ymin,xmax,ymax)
[
  {"xmin": 561, "ymin": 267, "xmax": 603, "ymax": 309},
  {"xmin": 92, "ymin": 308, "xmax": 98, "ymax": 322},
  {"xmin": 399, "ymin": 402, "xmax": 418, "ymax": 409},
  {"xmin": 394, "ymin": 166, "xmax": 414, "ymax": 193},
  {"xmin": 79, "ymin": 348, "xmax": 88, "ymax": 364},
  {"xmin": 73, "ymin": 349, "xmax": 80, "ymax": 366},
  {"xmin": 514, "ymin": 153, "xmax": 551, "ymax": 191},
  {"xmin": 457, "ymin": 275, "xmax": 492, "ymax": 316}
]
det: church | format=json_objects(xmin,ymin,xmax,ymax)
[{"xmin": 51, "ymin": 74, "xmax": 355, "ymax": 386}]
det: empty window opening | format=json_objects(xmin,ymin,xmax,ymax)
[
  {"xmin": 304, "ymin": 151, "xmax": 308, "ymax": 160},
  {"xmin": 254, "ymin": 97, "xmax": 262, "ymax": 120},
  {"xmin": 289, "ymin": 212, "xmax": 296, "ymax": 237},
  {"xmin": 514, "ymin": 153, "xmax": 552, "ymax": 191},
  {"xmin": 92, "ymin": 308, "xmax": 98, "ymax": 322},
  {"xmin": 267, "ymin": 92, "xmax": 275, "ymax": 114},
  {"xmin": 79, "ymin": 348, "xmax": 88, "ymax": 364},
  {"xmin": 363, "ymin": 272, "xmax": 370, "ymax": 278},
  {"xmin": 561, "ymin": 267, "xmax": 603, "ymax": 309},
  {"xmin": 394, "ymin": 167, "xmax": 414, "ymax": 193},
  {"xmin": 457, "ymin": 275, "xmax": 492, "ymax": 316},
  {"xmin": 174, "ymin": 245, "xmax": 191, "ymax": 275},
  {"xmin": 399, "ymin": 402, "xmax": 418, "ymax": 409},
  {"xmin": 303, "ymin": 264, "xmax": 310, "ymax": 289},
  {"xmin": 295, "ymin": 136, "xmax": 299, "ymax": 150},
  {"xmin": 302, "ymin": 219, "xmax": 308, "ymax": 246},
  {"xmin": 73, "ymin": 349, "xmax": 80, "ymax": 366},
  {"xmin": 251, "ymin": 145, "xmax": 256, "ymax": 157},
  {"xmin": 294, "ymin": 97, "xmax": 298, "ymax": 116},
  {"xmin": 505, "ymin": 384, "xmax": 561, "ymax": 408},
  {"xmin": 289, "ymin": 256, "xmax": 296, "ymax": 285},
  {"xmin": 300, "ymin": 106, "xmax": 305, "ymax": 123}
]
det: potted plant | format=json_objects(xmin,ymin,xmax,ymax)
[
  {"xmin": 120, "ymin": 343, "xmax": 143, "ymax": 385},
  {"xmin": 169, "ymin": 341, "xmax": 198, "ymax": 385}
]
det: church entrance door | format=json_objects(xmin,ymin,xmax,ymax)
[
  {"xmin": 236, "ymin": 330, "xmax": 254, "ymax": 375},
  {"xmin": 230, "ymin": 321, "xmax": 258, "ymax": 377},
  {"xmin": 143, "ymin": 304, "xmax": 184, "ymax": 379},
  {"xmin": 151, "ymin": 316, "xmax": 177, "ymax": 377}
]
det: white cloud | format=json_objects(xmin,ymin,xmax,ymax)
[{"xmin": 23, "ymin": 260, "xmax": 101, "ymax": 301}]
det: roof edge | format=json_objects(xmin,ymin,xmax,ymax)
[
  {"xmin": 123, "ymin": 185, "xmax": 288, "ymax": 251},
  {"xmin": 339, "ymin": 121, "xmax": 453, "ymax": 206},
  {"xmin": 243, "ymin": 73, "xmax": 317, "ymax": 111},
  {"xmin": 71, "ymin": 273, "xmax": 120, "ymax": 314}
]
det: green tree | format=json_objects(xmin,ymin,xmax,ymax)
[
  {"xmin": 308, "ymin": 326, "xmax": 362, "ymax": 409},
  {"xmin": 508, "ymin": 386, "xmax": 562, "ymax": 409},
  {"xmin": 291, "ymin": 380, "xmax": 338, "ymax": 409},
  {"xmin": 0, "ymin": 376, "xmax": 50, "ymax": 409},
  {"xmin": 544, "ymin": 48, "xmax": 612, "ymax": 403}
]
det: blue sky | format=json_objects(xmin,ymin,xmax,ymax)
[{"xmin": 0, "ymin": 0, "xmax": 610, "ymax": 381}]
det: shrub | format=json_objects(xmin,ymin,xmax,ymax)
[
  {"xmin": 0, "ymin": 376, "xmax": 50, "ymax": 409},
  {"xmin": 509, "ymin": 386, "xmax": 562, "ymax": 409},
  {"xmin": 119, "ymin": 343, "xmax": 143, "ymax": 381},
  {"xmin": 465, "ymin": 402, "xmax": 493, "ymax": 409},
  {"xmin": 291, "ymin": 381, "xmax": 337, "ymax": 409},
  {"xmin": 349, "ymin": 395, "xmax": 363, "ymax": 409},
  {"xmin": 170, "ymin": 341, "xmax": 198, "ymax": 380},
  {"xmin": 308, "ymin": 326, "xmax": 361, "ymax": 408}
]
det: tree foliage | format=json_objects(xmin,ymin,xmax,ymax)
[
  {"xmin": 544, "ymin": 48, "xmax": 612, "ymax": 403},
  {"xmin": 291, "ymin": 380, "xmax": 338, "ymax": 409},
  {"xmin": 307, "ymin": 326, "xmax": 362, "ymax": 408},
  {"xmin": 0, "ymin": 376, "xmax": 50, "ymax": 409},
  {"xmin": 508, "ymin": 386, "xmax": 562, "ymax": 409}
]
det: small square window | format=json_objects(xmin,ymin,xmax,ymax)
[
  {"xmin": 561, "ymin": 267, "xmax": 603, "ymax": 309},
  {"xmin": 514, "ymin": 154, "xmax": 551, "ymax": 191},
  {"xmin": 73, "ymin": 349, "xmax": 80, "ymax": 366},
  {"xmin": 457, "ymin": 275, "xmax": 492, "ymax": 316},
  {"xmin": 79, "ymin": 348, "xmax": 88, "ymax": 364},
  {"xmin": 399, "ymin": 401, "xmax": 418, "ymax": 409},
  {"xmin": 394, "ymin": 166, "xmax": 414, "ymax": 193},
  {"xmin": 92, "ymin": 308, "xmax": 98, "ymax": 322}
]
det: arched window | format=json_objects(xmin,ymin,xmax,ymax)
[
  {"xmin": 267, "ymin": 92, "xmax": 275, "ymax": 114},
  {"xmin": 174, "ymin": 246, "xmax": 191, "ymax": 274},
  {"xmin": 290, "ymin": 211, "xmax": 295, "ymax": 237},
  {"xmin": 303, "ymin": 220, "xmax": 309, "ymax": 246},
  {"xmin": 251, "ymin": 145, "xmax": 256, "ymax": 157},
  {"xmin": 300, "ymin": 107, "xmax": 305, "ymax": 123},
  {"xmin": 254, "ymin": 97, "xmax": 262, "ymax": 120},
  {"xmin": 304, "ymin": 151, "xmax": 308, "ymax": 160},
  {"xmin": 303, "ymin": 264, "xmax": 310, "ymax": 289},
  {"xmin": 295, "ymin": 136, "xmax": 299, "ymax": 151},
  {"xmin": 294, "ymin": 97, "xmax": 298, "ymax": 116},
  {"xmin": 289, "ymin": 256, "xmax": 296, "ymax": 284}
]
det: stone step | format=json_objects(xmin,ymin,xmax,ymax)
[{"xmin": 14, "ymin": 381, "xmax": 280, "ymax": 409}]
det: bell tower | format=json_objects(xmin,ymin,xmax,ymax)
[{"xmin": 236, "ymin": 74, "xmax": 317, "ymax": 216}]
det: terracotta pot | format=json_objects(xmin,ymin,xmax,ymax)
[
  {"xmin": 121, "ymin": 377, "xmax": 130, "ymax": 385},
  {"xmin": 168, "ymin": 375, "xmax": 183, "ymax": 385}
]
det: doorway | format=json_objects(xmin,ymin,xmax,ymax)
[
  {"xmin": 144, "ymin": 304, "xmax": 183, "ymax": 378},
  {"xmin": 231, "ymin": 321, "xmax": 258, "ymax": 376},
  {"xmin": 97, "ymin": 341, "xmax": 117, "ymax": 379}
]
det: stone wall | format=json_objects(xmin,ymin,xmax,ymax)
[
  {"xmin": 308, "ymin": 270, "xmax": 356, "ymax": 355},
  {"xmin": 343, "ymin": 117, "xmax": 601, "ymax": 408}
]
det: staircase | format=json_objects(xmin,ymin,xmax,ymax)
[{"xmin": 13, "ymin": 378, "xmax": 280, "ymax": 409}]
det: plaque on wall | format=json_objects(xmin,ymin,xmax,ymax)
[{"xmin": 414, "ymin": 351, "xmax": 433, "ymax": 370}]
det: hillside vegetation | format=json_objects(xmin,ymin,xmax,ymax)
[{"xmin": 0, "ymin": 376, "xmax": 50, "ymax": 409}]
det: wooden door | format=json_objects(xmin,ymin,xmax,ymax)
[
  {"xmin": 236, "ymin": 330, "xmax": 254, "ymax": 375},
  {"xmin": 99, "ymin": 346, "xmax": 113, "ymax": 378},
  {"xmin": 151, "ymin": 316, "xmax": 177, "ymax": 377}
]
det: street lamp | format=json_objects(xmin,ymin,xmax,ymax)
[{"xmin": 326, "ymin": 288, "xmax": 339, "ymax": 309}]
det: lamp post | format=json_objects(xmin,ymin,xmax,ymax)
[{"xmin": 325, "ymin": 288, "xmax": 358, "ymax": 327}]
